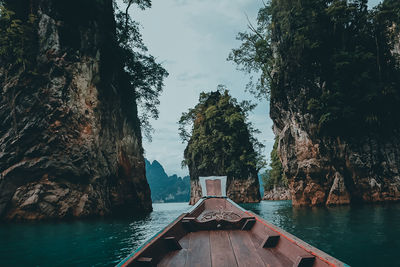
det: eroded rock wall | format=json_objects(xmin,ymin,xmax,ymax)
[
  {"xmin": 0, "ymin": 0, "xmax": 152, "ymax": 220},
  {"xmin": 189, "ymin": 179, "xmax": 202, "ymax": 205},
  {"xmin": 226, "ymin": 177, "xmax": 260, "ymax": 203},
  {"xmin": 263, "ymin": 186, "xmax": 291, "ymax": 201},
  {"xmin": 189, "ymin": 175, "xmax": 261, "ymax": 205},
  {"xmin": 271, "ymin": 96, "xmax": 400, "ymax": 206}
]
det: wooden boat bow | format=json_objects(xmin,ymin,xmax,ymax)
[{"xmin": 117, "ymin": 176, "xmax": 349, "ymax": 267}]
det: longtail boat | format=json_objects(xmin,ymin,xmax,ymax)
[{"xmin": 118, "ymin": 176, "xmax": 348, "ymax": 267}]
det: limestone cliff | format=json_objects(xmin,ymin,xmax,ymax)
[
  {"xmin": 265, "ymin": 1, "xmax": 400, "ymax": 207},
  {"xmin": 228, "ymin": 0, "xmax": 400, "ymax": 207},
  {"xmin": 271, "ymin": 96, "xmax": 400, "ymax": 206},
  {"xmin": 0, "ymin": 0, "xmax": 152, "ymax": 220}
]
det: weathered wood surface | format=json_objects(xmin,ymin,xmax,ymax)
[
  {"xmin": 205, "ymin": 179, "xmax": 222, "ymax": 196},
  {"xmin": 159, "ymin": 229, "xmax": 307, "ymax": 267},
  {"xmin": 229, "ymin": 230, "xmax": 265, "ymax": 266},
  {"xmin": 120, "ymin": 197, "xmax": 347, "ymax": 267},
  {"xmin": 186, "ymin": 231, "xmax": 211, "ymax": 267},
  {"xmin": 209, "ymin": 230, "xmax": 237, "ymax": 267}
]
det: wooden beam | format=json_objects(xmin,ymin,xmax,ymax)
[
  {"xmin": 182, "ymin": 217, "xmax": 196, "ymax": 232},
  {"xmin": 136, "ymin": 257, "xmax": 154, "ymax": 266},
  {"xmin": 261, "ymin": 234, "xmax": 280, "ymax": 248},
  {"xmin": 163, "ymin": 236, "xmax": 182, "ymax": 250},
  {"xmin": 241, "ymin": 218, "xmax": 256, "ymax": 230},
  {"xmin": 293, "ymin": 254, "xmax": 315, "ymax": 267}
]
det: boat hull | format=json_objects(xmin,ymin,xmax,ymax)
[{"xmin": 117, "ymin": 197, "xmax": 348, "ymax": 267}]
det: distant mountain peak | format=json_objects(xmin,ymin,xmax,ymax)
[{"xmin": 145, "ymin": 158, "xmax": 190, "ymax": 203}]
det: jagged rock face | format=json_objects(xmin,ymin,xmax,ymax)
[
  {"xmin": 263, "ymin": 186, "xmax": 290, "ymax": 201},
  {"xmin": 0, "ymin": 0, "xmax": 152, "ymax": 220},
  {"xmin": 226, "ymin": 178, "xmax": 261, "ymax": 203},
  {"xmin": 271, "ymin": 95, "xmax": 400, "ymax": 206},
  {"xmin": 189, "ymin": 180, "xmax": 202, "ymax": 205},
  {"xmin": 189, "ymin": 174, "xmax": 261, "ymax": 205}
]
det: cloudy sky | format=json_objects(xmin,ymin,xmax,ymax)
[{"xmin": 128, "ymin": 0, "xmax": 382, "ymax": 177}]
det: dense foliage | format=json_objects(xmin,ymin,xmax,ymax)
[
  {"xmin": 261, "ymin": 137, "xmax": 287, "ymax": 191},
  {"xmin": 115, "ymin": 0, "xmax": 168, "ymax": 140},
  {"xmin": 145, "ymin": 159, "xmax": 190, "ymax": 203},
  {"xmin": 230, "ymin": 0, "xmax": 400, "ymax": 135},
  {"xmin": 0, "ymin": 4, "xmax": 37, "ymax": 74},
  {"xmin": 179, "ymin": 87, "xmax": 265, "ymax": 179}
]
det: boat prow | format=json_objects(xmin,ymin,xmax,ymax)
[{"xmin": 118, "ymin": 176, "xmax": 348, "ymax": 267}]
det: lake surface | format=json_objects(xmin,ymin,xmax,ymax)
[{"xmin": 1, "ymin": 201, "xmax": 399, "ymax": 266}]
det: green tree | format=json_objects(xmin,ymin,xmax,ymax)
[
  {"xmin": 115, "ymin": 0, "xmax": 168, "ymax": 140},
  {"xmin": 229, "ymin": 0, "xmax": 400, "ymax": 135},
  {"xmin": 261, "ymin": 137, "xmax": 287, "ymax": 191},
  {"xmin": 179, "ymin": 87, "xmax": 265, "ymax": 179},
  {"xmin": 260, "ymin": 169, "xmax": 272, "ymax": 191},
  {"xmin": 0, "ymin": 4, "xmax": 37, "ymax": 73}
]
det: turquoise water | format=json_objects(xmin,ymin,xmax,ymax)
[
  {"xmin": 0, "ymin": 201, "xmax": 399, "ymax": 266},
  {"xmin": 241, "ymin": 201, "xmax": 400, "ymax": 267}
]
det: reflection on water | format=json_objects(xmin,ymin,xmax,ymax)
[{"xmin": 1, "ymin": 201, "xmax": 399, "ymax": 266}]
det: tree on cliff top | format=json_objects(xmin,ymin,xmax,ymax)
[
  {"xmin": 115, "ymin": 0, "xmax": 168, "ymax": 140},
  {"xmin": 229, "ymin": 0, "xmax": 400, "ymax": 135},
  {"xmin": 178, "ymin": 87, "xmax": 266, "ymax": 179}
]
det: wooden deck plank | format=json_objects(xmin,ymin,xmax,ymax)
[
  {"xmin": 256, "ymin": 247, "xmax": 293, "ymax": 267},
  {"xmin": 158, "ymin": 234, "xmax": 191, "ymax": 267},
  {"xmin": 209, "ymin": 231, "xmax": 238, "ymax": 267},
  {"xmin": 158, "ymin": 250, "xmax": 187, "ymax": 267},
  {"xmin": 186, "ymin": 231, "xmax": 211, "ymax": 267},
  {"xmin": 229, "ymin": 230, "xmax": 265, "ymax": 267},
  {"xmin": 248, "ymin": 227, "xmax": 293, "ymax": 267},
  {"xmin": 179, "ymin": 234, "xmax": 190, "ymax": 249}
]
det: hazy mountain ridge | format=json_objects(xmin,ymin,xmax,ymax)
[{"xmin": 145, "ymin": 159, "xmax": 190, "ymax": 203}]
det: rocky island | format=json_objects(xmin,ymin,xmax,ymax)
[{"xmin": 179, "ymin": 89, "xmax": 262, "ymax": 204}]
